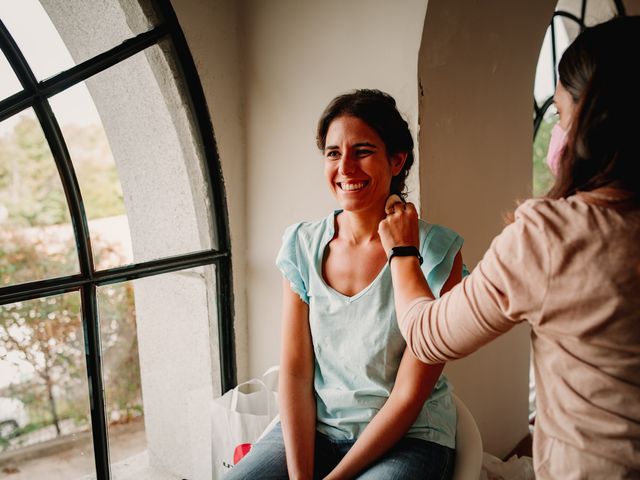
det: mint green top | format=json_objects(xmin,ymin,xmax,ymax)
[{"xmin": 276, "ymin": 210, "xmax": 463, "ymax": 448}]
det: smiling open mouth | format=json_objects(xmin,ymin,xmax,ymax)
[{"xmin": 338, "ymin": 181, "xmax": 368, "ymax": 192}]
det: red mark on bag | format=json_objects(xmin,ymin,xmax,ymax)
[{"xmin": 233, "ymin": 443, "xmax": 253, "ymax": 464}]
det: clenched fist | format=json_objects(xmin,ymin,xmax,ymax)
[{"xmin": 378, "ymin": 197, "xmax": 420, "ymax": 254}]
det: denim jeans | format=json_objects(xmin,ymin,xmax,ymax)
[{"xmin": 225, "ymin": 423, "xmax": 455, "ymax": 479}]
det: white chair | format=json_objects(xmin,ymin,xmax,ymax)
[{"xmin": 452, "ymin": 393, "xmax": 483, "ymax": 480}]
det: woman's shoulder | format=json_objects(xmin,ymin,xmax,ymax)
[
  {"xmin": 281, "ymin": 211, "xmax": 336, "ymax": 246},
  {"xmin": 514, "ymin": 197, "xmax": 590, "ymax": 230},
  {"xmin": 418, "ymin": 219, "xmax": 462, "ymax": 243}
]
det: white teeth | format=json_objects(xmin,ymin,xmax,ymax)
[{"xmin": 341, "ymin": 182, "xmax": 365, "ymax": 191}]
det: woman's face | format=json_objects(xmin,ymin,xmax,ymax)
[
  {"xmin": 323, "ymin": 116, "xmax": 405, "ymax": 215},
  {"xmin": 554, "ymin": 81, "xmax": 576, "ymax": 130}
]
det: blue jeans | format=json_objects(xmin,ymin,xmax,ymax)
[{"xmin": 225, "ymin": 423, "xmax": 455, "ymax": 479}]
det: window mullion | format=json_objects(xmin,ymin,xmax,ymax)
[
  {"xmin": 38, "ymin": 25, "xmax": 169, "ymax": 100},
  {"xmin": 33, "ymin": 100, "xmax": 95, "ymax": 276},
  {"xmin": 0, "ymin": 250, "xmax": 228, "ymax": 305},
  {"xmin": 81, "ymin": 284, "xmax": 111, "ymax": 480},
  {"xmin": 580, "ymin": 0, "xmax": 588, "ymax": 28},
  {"xmin": 215, "ymin": 255, "xmax": 237, "ymax": 392},
  {"xmin": 0, "ymin": 90, "xmax": 32, "ymax": 123},
  {"xmin": 0, "ymin": 25, "xmax": 169, "ymax": 124},
  {"xmin": 0, "ymin": 19, "xmax": 38, "ymax": 91},
  {"xmin": 32, "ymin": 92, "xmax": 114, "ymax": 480}
]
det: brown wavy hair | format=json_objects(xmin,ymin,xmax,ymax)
[
  {"xmin": 547, "ymin": 16, "xmax": 640, "ymax": 207},
  {"xmin": 316, "ymin": 89, "xmax": 415, "ymax": 199}
]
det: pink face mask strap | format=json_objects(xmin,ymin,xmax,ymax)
[{"xmin": 546, "ymin": 123, "xmax": 568, "ymax": 175}]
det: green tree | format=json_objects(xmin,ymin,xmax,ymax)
[
  {"xmin": 0, "ymin": 115, "xmax": 125, "ymax": 230},
  {"xmin": 0, "ymin": 117, "xmax": 69, "ymax": 227},
  {"xmin": 0, "ymin": 233, "xmax": 141, "ymax": 440},
  {"xmin": 0, "ymin": 234, "xmax": 84, "ymax": 436},
  {"xmin": 0, "ymin": 116, "xmax": 140, "ymax": 444},
  {"xmin": 533, "ymin": 117, "xmax": 556, "ymax": 196}
]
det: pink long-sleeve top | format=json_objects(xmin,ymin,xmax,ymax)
[{"xmin": 400, "ymin": 193, "xmax": 640, "ymax": 479}]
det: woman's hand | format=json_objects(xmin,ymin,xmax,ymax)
[{"xmin": 378, "ymin": 200, "xmax": 420, "ymax": 254}]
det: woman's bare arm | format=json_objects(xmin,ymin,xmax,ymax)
[
  {"xmin": 380, "ymin": 201, "xmax": 549, "ymax": 364},
  {"xmin": 279, "ymin": 278, "xmax": 317, "ymax": 480}
]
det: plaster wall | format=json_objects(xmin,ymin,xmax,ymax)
[
  {"xmin": 418, "ymin": 0, "xmax": 555, "ymax": 456},
  {"xmin": 171, "ymin": 0, "xmax": 249, "ymax": 382}
]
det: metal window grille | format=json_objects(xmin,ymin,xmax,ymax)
[
  {"xmin": 0, "ymin": 1, "xmax": 236, "ymax": 478},
  {"xmin": 533, "ymin": 0, "xmax": 627, "ymax": 136}
]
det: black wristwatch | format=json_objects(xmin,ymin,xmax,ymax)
[{"xmin": 388, "ymin": 246, "xmax": 423, "ymax": 265}]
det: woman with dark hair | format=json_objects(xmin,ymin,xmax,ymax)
[
  {"xmin": 227, "ymin": 90, "xmax": 463, "ymax": 479},
  {"xmin": 380, "ymin": 16, "xmax": 640, "ymax": 479}
]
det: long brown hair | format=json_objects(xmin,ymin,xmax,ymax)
[{"xmin": 547, "ymin": 16, "xmax": 640, "ymax": 207}]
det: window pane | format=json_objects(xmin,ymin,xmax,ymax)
[
  {"xmin": 48, "ymin": 86, "xmax": 132, "ymax": 271},
  {"xmin": 51, "ymin": 40, "xmax": 218, "ymax": 270},
  {"xmin": 97, "ymin": 282, "xmax": 147, "ymax": 471},
  {"xmin": 0, "ymin": 52, "xmax": 23, "ymax": 100},
  {"xmin": 0, "ymin": 292, "xmax": 96, "ymax": 478},
  {"xmin": 555, "ymin": 0, "xmax": 618, "ymax": 27},
  {"xmin": 0, "ymin": 0, "xmax": 160, "ymax": 82},
  {"xmin": 97, "ymin": 264, "xmax": 219, "ymax": 476},
  {"xmin": 0, "ymin": 109, "xmax": 79, "ymax": 286},
  {"xmin": 533, "ymin": 107, "xmax": 557, "ymax": 197}
]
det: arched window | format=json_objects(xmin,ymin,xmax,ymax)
[
  {"xmin": 532, "ymin": 0, "xmax": 627, "ymax": 195},
  {"xmin": 0, "ymin": 1, "xmax": 234, "ymax": 478}
]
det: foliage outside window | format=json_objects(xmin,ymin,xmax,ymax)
[{"xmin": 0, "ymin": 1, "xmax": 234, "ymax": 478}]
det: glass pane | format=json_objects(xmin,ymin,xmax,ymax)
[
  {"xmin": 48, "ymin": 85, "xmax": 132, "ymax": 271},
  {"xmin": 0, "ymin": 0, "xmax": 160, "ymax": 82},
  {"xmin": 51, "ymin": 40, "xmax": 218, "ymax": 270},
  {"xmin": 97, "ymin": 282, "xmax": 146, "ymax": 470},
  {"xmin": 0, "ymin": 292, "xmax": 96, "ymax": 478},
  {"xmin": 533, "ymin": 105, "xmax": 558, "ymax": 196},
  {"xmin": 97, "ymin": 264, "xmax": 220, "ymax": 476},
  {"xmin": 0, "ymin": 52, "xmax": 23, "ymax": 100},
  {"xmin": 556, "ymin": 0, "xmax": 618, "ymax": 27},
  {"xmin": 0, "ymin": 109, "xmax": 79, "ymax": 286}
]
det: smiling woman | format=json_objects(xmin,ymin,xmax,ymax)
[
  {"xmin": 317, "ymin": 90, "xmax": 415, "ymax": 202},
  {"xmin": 226, "ymin": 89, "xmax": 463, "ymax": 479},
  {"xmin": 322, "ymin": 116, "xmax": 405, "ymax": 218}
]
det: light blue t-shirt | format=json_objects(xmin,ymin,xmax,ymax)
[{"xmin": 275, "ymin": 210, "xmax": 463, "ymax": 449}]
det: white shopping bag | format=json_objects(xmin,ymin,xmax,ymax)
[{"xmin": 211, "ymin": 367, "xmax": 279, "ymax": 479}]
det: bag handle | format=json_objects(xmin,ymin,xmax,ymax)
[
  {"xmin": 230, "ymin": 378, "xmax": 275, "ymax": 415},
  {"xmin": 262, "ymin": 366, "xmax": 280, "ymax": 392}
]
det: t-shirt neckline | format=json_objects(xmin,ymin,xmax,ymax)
[{"xmin": 316, "ymin": 210, "xmax": 390, "ymax": 303}]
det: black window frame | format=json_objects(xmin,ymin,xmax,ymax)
[
  {"xmin": 0, "ymin": 1, "xmax": 236, "ymax": 478},
  {"xmin": 533, "ymin": 0, "xmax": 627, "ymax": 136}
]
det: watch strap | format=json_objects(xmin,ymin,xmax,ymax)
[{"xmin": 388, "ymin": 246, "xmax": 423, "ymax": 265}]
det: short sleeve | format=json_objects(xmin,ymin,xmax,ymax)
[
  {"xmin": 420, "ymin": 225, "xmax": 464, "ymax": 298},
  {"xmin": 275, "ymin": 223, "xmax": 309, "ymax": 304}
]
